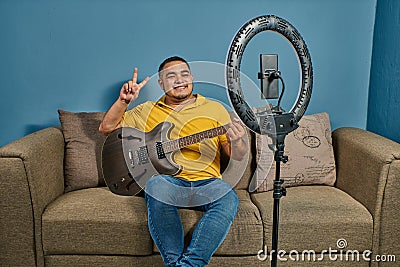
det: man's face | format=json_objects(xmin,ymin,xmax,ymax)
[{"xmin": 158, "ymin": 60, "xmax": 193, "ymax": 101}]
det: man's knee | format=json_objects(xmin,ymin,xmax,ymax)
[
  {"xmin": 145, "ymin": 175, "xmax": 170, "ymax": 196},
  {"xmin": 145, "ymin": 175, "xmax": 190, "ymax": 206},
  {"xmin": 226, "ymin": 189, "xmax": 239, "ymax": 211},
  {"xmin": 145, "ymin": 175, "xmax": 163, "ymax": 188},
  {"xmin": 216, "ymin": 189, "xmax": 239, "ymax": 219}
]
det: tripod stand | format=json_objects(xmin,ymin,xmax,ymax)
[{"xmin": 225, "ymin": 13, "xmax": 313, "ymax": 267}]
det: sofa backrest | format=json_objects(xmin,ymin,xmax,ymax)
[{"xmin": 59, "ymin": 110, "xmax": 256, "ymax": 193}]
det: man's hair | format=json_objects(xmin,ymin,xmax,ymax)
[{"xmin": 158, "ymin": 56, "xmax": 190, "ymax": 75}]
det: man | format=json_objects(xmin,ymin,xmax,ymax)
[{"xmin": 99, "ymin": 56, "xmax": 247, "ymax": 266}]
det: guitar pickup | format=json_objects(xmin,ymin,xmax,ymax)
[
  {"xmin": 156, "ymin": 142, "xmax": 166, "ymax": 159},
  {"xmin": 137, "ymin": 146, "xmax": 149, "ymax": 164}
]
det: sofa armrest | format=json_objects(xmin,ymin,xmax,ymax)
[
  {"xmin": 332, "ymin": 127, "xmax": 400, "ymax": 259},
  {"xmin": 0, "ymin": 127, "xmax": 65, "ymax": 266}
]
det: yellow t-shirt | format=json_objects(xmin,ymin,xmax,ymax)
[{"xmin": 121, "ymin": 94, "xmax": 231, "ymax": 181}]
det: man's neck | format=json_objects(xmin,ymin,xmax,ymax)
[{"xmin": 164, "ymin": 94, "xmax": 197, "ymax": 110}]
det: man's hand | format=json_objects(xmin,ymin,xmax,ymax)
[
  {"xmin": 99, "ymin": 68, "xmax": 149, "ymax": 135},
  {"xmin": 222, "ymin": 118, "xmax": 247, "ymax": 161},
  {"xmin": 226, "ymin": 118, "xmax": 246, "ymax": 145},
  {"xmin": 120, "ymin": 68, "xmax": 150, "ymax": 105}
]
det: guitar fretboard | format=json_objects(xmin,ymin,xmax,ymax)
[{"xmin": 162, "ymin": 124, "xmax": 228, "ymax": 153}]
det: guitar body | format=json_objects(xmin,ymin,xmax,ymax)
[{"xmin": 101, "ymin": 122, "xmax": 180, "ymax": 196}]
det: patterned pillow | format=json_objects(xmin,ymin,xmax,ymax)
[
  {"xmin": 58, "ymin": 110, "xmax": 106, "ymax": 192},
  {"xmin": 253, "ymin": 112, "xmax": 336, "ymax": 192}
]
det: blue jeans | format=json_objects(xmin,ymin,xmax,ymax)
[{"xmin": 144, "ymin": 175, "xmax": 239, "ymax": 267}]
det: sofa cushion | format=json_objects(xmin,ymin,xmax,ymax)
[
  {"xmin": 58, "ymin": 110, "xmax": 106, "ymax": 192},
  {"xmin": 253, "ymin": 112, "xmax": 336, "ymax": 192},
  {"xmin": 153, "ymin": 190, "xmax": 263, "ymax": 255},
  {"xmin": 42, "ymin": 187, "xmax": 153, "ymax": 256},
  {"xmin": 251, "ymin": 186, "xmax": 373, "ymax": 253}
]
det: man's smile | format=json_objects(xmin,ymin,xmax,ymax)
[{"xmin": 173, "ymin": 84, "xmax": 188, "ymax": 90}]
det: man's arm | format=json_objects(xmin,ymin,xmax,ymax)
[
  {"xmin": 222, "ymin": 118, "xmax": 247, "ymax": 161},
  {"xmin": 98, "ymin": 99, "xmax": 129, "ymax": 135},
  {"xmin": 99, "ymin": 68, "xmax": 149, "ymax": 135}
]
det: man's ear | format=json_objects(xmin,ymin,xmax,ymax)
[{"xmin": 158, "ymin": 79, "xmax": 163, "ymax": 89}]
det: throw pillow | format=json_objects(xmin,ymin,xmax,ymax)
[
  {"xmin": 58, "ymin": 110, "xmax": 106, "ymax": 192},
  {"xmin": 253, "ymin": 111, "xmax": 336, "ymax": 192}
]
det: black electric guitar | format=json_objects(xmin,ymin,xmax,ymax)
[{"xmin": 101, "ymin": 121, "xmax": 228, "ymax": 196}]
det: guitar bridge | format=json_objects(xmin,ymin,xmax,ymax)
[{"xmin": 156, "ymin": 142, "xmax": 166, "ymax": 159}]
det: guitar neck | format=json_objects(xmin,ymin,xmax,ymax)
[{"xmin": 162, "ymin": 124, "xmax": 228, "ymax": 153}]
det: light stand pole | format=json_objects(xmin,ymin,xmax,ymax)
[
  {"xmin": 272, "ymin": 133, "xmax": 287, "ymax": 267},
  {"xmin": 260, "ymin": 111, "xmax": 298, "ymax": 266}
]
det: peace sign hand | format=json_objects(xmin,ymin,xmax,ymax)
[{"xmin": 120, "ymin": 68, "xmax": 150, "ymax": 105}]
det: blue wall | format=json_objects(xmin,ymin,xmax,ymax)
[
  {"xmin": 0, "ymin": 0, "xmax": 376, "ymax": 147},
  {"xmin": 367, "ymin": 0, "xmax": 400, "ymax": 143}
]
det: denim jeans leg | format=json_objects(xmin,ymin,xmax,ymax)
[
  {"xmin": 145, "ymin": 175, "xmax": 188, "ymax": 266},
  {"xmin": 177, "ymin": 180, "xmax": 239, "ymax": 266}
]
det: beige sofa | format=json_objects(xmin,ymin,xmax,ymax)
[{"xmin": 0, "ymin": 112, "xmax": 399, "ymax": 267}]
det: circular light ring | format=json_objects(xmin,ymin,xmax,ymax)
[{"xmin": 226, "ymin": 15, "xmax": 313, "ymax": 134}]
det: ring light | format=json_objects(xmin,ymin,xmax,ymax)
[{"xmin": 226, "ymin": 15, "xmax": 313, "ymax": 134}]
